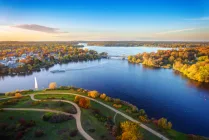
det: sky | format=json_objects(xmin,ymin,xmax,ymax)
[{"xmin": 0, "ymin": 0, "xmax": 209, "ymax": 41}]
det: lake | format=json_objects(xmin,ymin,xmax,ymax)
[{"xmin": 0, "ymin": 44, "xmax": 209, "ymax": 136}]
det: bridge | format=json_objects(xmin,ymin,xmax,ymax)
[{"xmin": 107, "ymin": 54, "xmax": 128, "ymax": 60}]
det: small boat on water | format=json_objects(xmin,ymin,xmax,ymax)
[{"xmin": 50, "ymin": 69, "xmax": 66, "ymax": 73}]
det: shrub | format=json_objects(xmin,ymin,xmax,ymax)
[
  {"xmin": 63, "ymin": 106, "xmax": 77, "ymax": 114},
  {"xmin": 88, "ymin": 128, "xmax": 95, "ymax": 133},
  {"xmin": 113, "ymin": 99, "xmax": 121, "ymax": 104},
  {"xmin": 100, "ymin": 93, "xmax": 106, "ymax": 100},
  {"xmin": 113, "ymin": 104, "xmax": 122, "ymax": 108},
  {"xmin": 5, "ymin": 92, "xmax": 16, "ymax": 96},
  {"xmin": 88, "ymin": 90, "xmax": 99, "ymax": 98},
  {"xmin": 15, "ymin": 93, "xmax": 22, "ymax": 98},
  {"xmin": 104, "ymin": 96, "xmax": 111, "ymax": 102},
  {"xmin": 49, "ymin": 114, "xmax": 73, "ymax": 123},
  {"xmin": 16, "ymin": 131, "xmax": 24, "ymax": 140},
  {"xmin": 42, "ymin": 112, "xmax": 54, "ymax": 121},
  {"xmin": 9, "ymin": 116, "xmax": 14, "ymax": 120},
  {"xmin": 48, "ymin": 82, "xmax": 57, "ymax": 89},
  {"xmin": 19, "ymin": 118, "xmax": 26, "ymax": 126},
  {"xmin": 70, "ymin": 129, "xmax": 78, "ymax": 137},
  {"xmin": 126, "ymin": 109, "xmax": 132, "ymax": 114},
  {"xmin": 139, "ymin": 116, "xmax": 150, "ymax": 123},
  {"xmin": 34, "ymin": 129, "xmax": 44, "ymax": 137},
  {"xmin": 26, "ymin": 120, "xmax": 36, "ymax": 127},
  {"xmin": 2, "ymin": 99, "xmax": 19, "ymax": 105},
  {"xmin": 158, "ymin": 118, "xmax": 172, "ymax": 129},
  {"xmin": 31, "ymin": 101, "xmax": 41, "ymax": 106},
  {"xmin": 56, "ymin": 101, "xmax": 64, "ymax": 107}
]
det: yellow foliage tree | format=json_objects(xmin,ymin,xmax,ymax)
[
  {"xmin": 88, "ymin": 90, "xmax": 99, "ymax": 98},
  {"xmin": 119, "ymin": 121, "xmax": 143, "ymax": 140},
  {"xmin": 100, "ymin": 93, "xmax": 106, "ymax": 99},
  {"xmin": 74, "ymin": 95, "xmax": 82, "ymax": 103},
  {"xmin": 49, "ymin": 82, "xmax": 57, "ymax": 89}
]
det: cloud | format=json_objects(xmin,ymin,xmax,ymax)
[
  {"xmin": 156, "ymin": 28, "xmax": 196, "ymax": 35},
  {"xmin": 184, "ymin": 17, "xmax": 209, "ymax": 21},
  {"xmin": 12, "ymin": 24, "xmax": 67, "ymax": 34}
]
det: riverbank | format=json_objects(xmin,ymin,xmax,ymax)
[{"xmin": 1, "ymin": 86, "xmax": 209, "ymax": 139}]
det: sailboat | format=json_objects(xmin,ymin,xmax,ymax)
[{"xmin": 35, "ymin": 77, "xmax": 38, "ymax": 90}]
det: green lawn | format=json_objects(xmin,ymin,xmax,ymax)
[
  {"xmin": 1, "ymin": 91, "xmax": 189, "ymax": 140},
  {"xmin": 0, "ymin": 110, "xmax": 83, "ymax": 140},
  {"xmin": 34, "ymin": 94, "xmax": 162, "ymax": 140}
]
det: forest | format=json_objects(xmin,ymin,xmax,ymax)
[
  {"xmin": 86, "ymin": 41, "xmax": 209, "ymax": 48},
  {"xmin": 128, "ymin": 47, "xmax": 209, "ymax": 82}
]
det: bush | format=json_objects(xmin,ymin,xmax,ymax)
[
  {"xmin": 139, "ymin": 116, "xmax": 150, "ymax": 123},
  {"xmin": 48, "ymin": 82, "xmax": 57, "ymax": 89},
  {"xmin": 113, "ymin": 99, "xmax": 121, "ymax": 104},
  {"xmin": 104, "ymin": 96, "xmax": 111, "ymax": 102},
  {"xmin": 88, "ymin": 128, "xmax": 95, "ymax": 133},
  {"xmin": 49, "ymin": 114, "xmax": 73, "ymax": 123},
  {"xmin": 70, "ymin": 129, "xmax": 78, "ymax": 137},
  {"xmin": 42, "ymin": 112, "xmax": 54, "ymax": 121},
  {"xmin": 113, "ymin": 104, "xmax": 122, "ymax": 108},
  {"xmin": 2, "ymin": 99, "xmax": 19, "ymax": 105},
  {"xmin": 5, "ymin": 92, "xmax": 16, "ymax": 96},
  {"xmin": 158, "ymin": 118, "xmax": 172, "ymax": 129},
  {"xmin": 31, "ymin": 101, "xmax": 41, "ymax": 106},
  {"xmin": 34, "ymin": 129, "xmax": 44, "ymax": 137},
  {"xmin": 63, "ymin": 106, "xmax": 77, "ymax": 114}
]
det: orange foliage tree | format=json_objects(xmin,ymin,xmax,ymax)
[
  {"xmin": 15, "ymin": 93, "xmax": 22, "ymax": 98},
  {"xmin": 88, "ymin": 90, "xmax": 99, "ymax": 98},
  {"xmin": 78, "ymin": 97, "xmax": 90, "ymax": 109},
  {"xmin": 48, "ymin": 82, "xmax": 57, "ymax": 89}
]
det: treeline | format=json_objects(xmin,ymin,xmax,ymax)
[
  {"xmin": 86, "ymin": 41, "xmax": 209, "ymax": 48},
  {"xmin": 128, "ymin": 47, "xmax": 209, "ymax": 82}
]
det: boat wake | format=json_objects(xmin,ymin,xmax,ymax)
[
  {"xmin": 51, "ymin": 62, "xmax": 108, "ymax": 72},
  {"xmin": 66, "ymin": 62, "xmax": 107, "ymax": 71}
]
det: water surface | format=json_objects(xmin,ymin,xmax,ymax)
[{"xmin": 0, "ymin": 45, "xmax": 209, "ymax": 136}]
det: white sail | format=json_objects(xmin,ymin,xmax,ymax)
[{"xmin": 35, "ymin": 77, "xmax": 38, "ymax": 89}]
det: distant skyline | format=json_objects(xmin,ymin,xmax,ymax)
[{"xmin": 0, "ymin": 0, "xmax": 209, "ymax": 41}]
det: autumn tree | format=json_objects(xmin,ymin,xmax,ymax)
[
  {"xmin": 49, "ymin": 82, "xmax": 57, "ymax": 89},
  {"xmin": 88, "ymin": 90, "xmax": 99, "ymax": 98},
  {"xmin": 100, "ymin": 93, "xmax": 106, "ymax": 99},
  {"xmin": 158, "ymin": 118, "xmax": 172, "ymax": 129},
  {"xmin": 118, "ymin": 121, "xmax": 143, "ymax": 140},
  {"xmin": 78, "ymin": 97, "xmax": 90, "ymax": 109},
  {"xmin": 15, "ymin": 93, "xmax": 22, "ymax": 98}
]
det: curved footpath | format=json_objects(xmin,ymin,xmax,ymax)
[
  {"xmin": 0, "ymin": 93, "xmax": 169, "ymax": 140},
  {"xmin": 2, "ymin": 95, "xmax": 94, "ymax": 140}
]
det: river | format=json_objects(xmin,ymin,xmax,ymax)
[{"xmin": 0, "ymin": 44, "xmax": 209, "ymax": 136}]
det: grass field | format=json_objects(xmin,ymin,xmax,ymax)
[
  {"xmin": 0, "ymin": 90, "xmax": 190, "ymax": 140},
  {"xmin": 0, "ymin": 111, "xmax": 83, "ymax": 140}
]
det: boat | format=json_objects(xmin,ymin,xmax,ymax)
[{"xmin": 50, "ymin": 69, "xmax": 66, "ymax": 73}]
